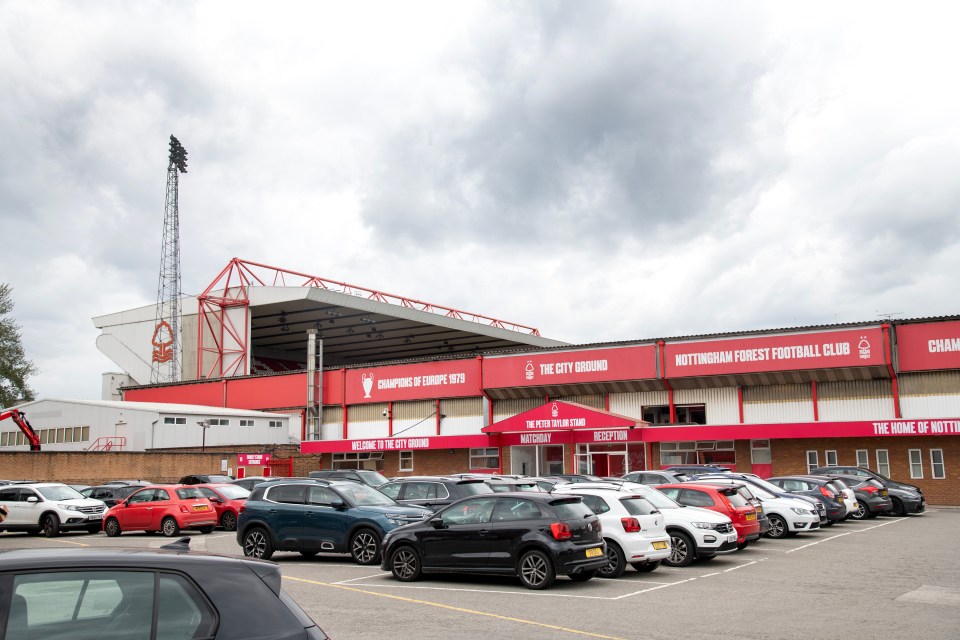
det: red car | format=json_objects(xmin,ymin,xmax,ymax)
[
  {"xmin": 195, "ymin": 483, "xmax": 250, "ymax": 531},
  {"xmin": 657, "ymin": 483, "xmax": 761, "ymax": 549},
  {"xmin": 102, "ymin": 485, "xmax": 217, "ymax": 537}
]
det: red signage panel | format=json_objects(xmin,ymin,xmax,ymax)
[
  {"xmin": 484, "ymin": 401, "xmax": 638, "ymax": 433},
  {"xmin": 483, "ymin": 345, "xmax": 657, "ymax": 389},
  {"xmin": 640, "ymin": 418, "xmax": 960, "ymax": 442},
  {"xmin": 300, "ymin": 433, "xmax": 490, "ymax": 454},
  {"xmin": 124, "ymin": 381, "xmax": 225, "ymax": 407},
  {"xmin": 896, "ymin": 321, "xmax": 960, "ymax": 372},
  {"xmin": 226, "ymin": 374, "xmax": 307, "ymax": 410},
  {"xmin": 664, "ymin": 328, "xmax": 885, "ymax": 378},
  {"xmin": 238, "ymin": 453, "xmax": 272, "ymax": 466},
  {"xmin": 344, "ymin": 359, "xmax": 482, "ymax": 404},
  {"xmin": 322, "ymin": 370, "xmax": 344, "ymax": 405}
]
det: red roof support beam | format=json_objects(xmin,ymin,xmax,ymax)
[{"xmin": 883, "ymin": 323, "xmax": 902, "ymax": 419}]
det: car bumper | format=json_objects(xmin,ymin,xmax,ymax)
[
  {"xmin": 556, "ymin": 544, "xmax": 609, "ymax": 576},
  {"xmin": 787, "ymin": 513, "xmax": 821, "ymax": 531},
  {"xmin": 694, "ymin": 529, "xmax": 739, "ymax": 553},
  {"xmin": 621, "ymin": 534, "xmax": 672, "ymax": 563}
]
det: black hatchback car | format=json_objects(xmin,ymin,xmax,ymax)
[
  {"xmin": 0, "ymin": 539, "xmax": 328, "ymax": 639},
  {"xmin": 809, "ymin": 466, "xmax": 925, "ymax": 516},
  {"xmin": 80, "ymin": 483, "xmax": 151, "ymax": 508},
  {"xmin": 766, "ymin": 475, "xmax": 849, "ymax": 524},
  {"xmin": 377, "ymin": 476, "xmax": 494, "ymax": 512},
  {"xmin": 380, "ymin": 492, "xmax": 606, "ymax": 590}
]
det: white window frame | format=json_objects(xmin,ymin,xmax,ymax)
[
  {"xmin": 750, "ymin": 440, "xmax": 771, "ymax": 464},
  {"xmin": 930, "ymin": 449, "xmax": 946, "ymax": 479},
  {"xmin": 209, "ymin": 418, "xmax": 230, "ymax": 427},
  {"xmin": 825, "ymin": 450, "xmax": 838, "ymax": 467},
  {"xmin": 806, "ymin": 450, "xmax": 819, "ymax": 474},
  {"xmin": 399, "ymin": 450, "xmax": 413, "ymax": 472},
  {"xmin": 163, "ymin": 416, "xmax": 187, "ymax": 425},
  {"xmin": 876, "ymin": 449, "xmax": 890, "ymax": 477},
  {"xmin": 469, "ymin": 447, "xmax": 499, "ymax": 470},
  {"xmin": 855, "ymin": 449, "xmax": 869, "ymax": 468},
  {"xmin": 908, "ymin": 449, "xmax": 923, "ymax": 479},
  {"xmin": 239, "ymin": 419, "xmax": 254, "ymax": 427},
  {"xmin": 268, "ymin": 420, "xmax": 283, "ymax": 428}
]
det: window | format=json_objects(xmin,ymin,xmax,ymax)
[
  {"xmin": 492, "ymin": 498, "xmax": 543, "ymax": 521},
  {"xmin": 876, "ymin": 449, "xmax": 890, "ymax": 477},
  {"xmin": 240, "ymin": 419, "xmax": 254, "ymax": 427},
  {"xmin": 268, "ymin": 420, "xmax": 283, "ymax": 428},
  {"xmin": 908, "ymin": 449, "xmax": 923, "ymax": 479},
  {"xmin": 856, "ymin": 449, "xmax": 869, "ymax": 468},
  {"xmin": 209, "ymin": 419, "xmax": 230, "ymax": 426},
  {"xmin": 679, "ymin": 488, "xmax": 716, "ymax": 507},
  {"xmin": 163, "ymin": 417, "xmax": 187, "ymax": 425},
  {"xmin": 332, "ymin": 452, "xmax": 384, "ymax": 471},
  {"xmin": 578, "ymin": 494, "xmax": 611, "ymax": 515},
  {"xmin": 470, "ymin": 447, "xmax": 499, "ymax": 470},
  {"xmin": 399, "ymin": 450, "xmax": 413, "ymax": 472},
  {"xmin": 750, "ymin": 440, "xmax": 771, "ymax": 464},
  {"xmin": 642, "ymin": 404, "xmax": 706, "ymax": 425},
  {"xmin": 378, "ymin": 483, "xmax": 402, "ymax": 499},
  {"xmin": 930, "ymin": 449, "xmax": 946, "ymax": 479},
  {"xmin": 806, "ymin": 450, "xmax": 819, "ymax": 474},
  {"xmin": 267, "ymin": 484, "xmax": 306, "ymax": 504},
  {"xmin": 307, "ymin": 485, "xmax": 339, "ymax": 506},
  {"xmin": 825, "ymin": 450, "xmax": 838, "ymax": 467}
]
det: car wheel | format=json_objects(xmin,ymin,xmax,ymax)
[
  {"xmin": 161, "ymin": 517, "xmax": 181, "ymax": 537},
  {"xmin": 518, "ymin": 549, "xmax": 556, "ymax": 590},
  {"xmin": 199, "ymin": 525, "xmax": 215, "ymax": 534},
  {"xmin": 663, "ymin": 531, "xmax": 695, "ymax": 567},
  {"xmin": 243, "ymin": 527, "xmax": 274, "ymax": 560},
  {"xmin": 890, "ymin": 498, "xmax": 906, "ymax": 517},
  {"xmin": 568, "ymin": 569, "xmax": 597, "ymax": 582},
  {"xmin": 631, "ymin": 560, "xmax": 661, "ymax": 573},
  {"xmin": 850, "ymin": 502, "xmax": 869, "ymax": 520},
  {"xmin": 42, "ymin": 514, "xmax": 60, "ymax": 538},
  {"xmin": 220, "ymin": 511, "xmax": 238, "ymax": 531},
  {"xmin": 766, "ymin": 515, "xmax": 787, "ymax": 539},
  {"xmin": 104, "ymin": 517, "xmax": 122, "ymax": 537},
  {"xmin": 597, "ymin": 540, "xmax": 626, "ymax": 578},
  {"xmin": 390, "ymin": 546, "xmax": 422, "ymax": 582},
  {"xmin": 350, "ymin": 528, "xmax": 381, "ymax": 565}
]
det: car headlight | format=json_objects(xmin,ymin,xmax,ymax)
[
  {"xmin": 692, "ymin": 522, "xmax": 714, "ymax": 529},
  {"xmin": 58, "ymin": 504, "xmax": 81, "ymax": 511},
  {"xmin": 386, "ymin": 516, "xmax": 411, "ymax": 526},
  {"xmin": 791, "ymin": 507, "xmax": 811, "ymax": 515}
]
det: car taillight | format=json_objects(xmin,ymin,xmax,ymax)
[
  {"xmin": 621, "ymin": 517, "xmax": 641, "ymax": 533},
  {"xmin": 861, "ymin": 485, "xmax": 878, "ymax": 494},
  {"xmin": 179, "ymin": 505, "xmax": 190, "ymax": 513},
  {"xmin": 239, "ymin": 504, "xmax": 246, "ymax": 514},
  {"xmin": 819, "ymin": 486, "xmax": 835, "ymax": 499},
  {"xmin": 550, "ymin": 522, "xmax": 572, "ymax": 540}
]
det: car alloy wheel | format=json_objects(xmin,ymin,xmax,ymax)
[
  {"xmin": 161, "ymin": 517, "xmax": 180, "ymax": 537},
  {"xmin": 598, "ymin": 540, "xmax": 626, "ymax": 578},
  {"xmin": 243, "ymin": 528, "xmax": 274, "ymax": 560},
  {"xmin": 350, "ymin": 529, "xmax": 381, "ymax": 565},
  {"xmin": 664, "ymin": 531, "xmax": 695, "ymax": 567},
  {"xmin": 766, "ymin": 515, "xmax": 787, "ymax": 539},
  {"xmin": 104, "ymin": 517, "xmax": 122, "ymax": 537},
  {"xmin": 851, "ymin": 502, "xmax": 868, "ymax": 520},
  {"xmin": 518, "ymin": 549, "xmax": 556, "ymax": 590},
  {"xmin": 390, "ymin": 546, "xmax": 422, "ymax": 582},
  {"xmin": 42, "ymin": 514, "xmax": 60, "ymax": 538},
  {"xmin": 220, "ymin": 511, "xmax": 237, "ymax": 531}
]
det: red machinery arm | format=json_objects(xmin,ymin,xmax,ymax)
[{"xmin": 0, "ymin": 409, "xmax": 41, "ymax": 451}]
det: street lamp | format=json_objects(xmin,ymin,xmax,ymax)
[{"xmin": 197, "ymin": 420, "xmax": 211, "ymax": 451}]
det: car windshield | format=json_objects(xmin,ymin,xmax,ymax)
[
  {"xmin": 620, "ymin": 496, "xmax": 659, "ymax": 515},
  {"xmin": 747, "ymin": 485, "xmax": 776, "ymax": 500},
  {"xmin": 460, "ymin": 482, "xmax": 494, "ymax": 495},
  {"xmin": 36, "ymin": 485, "xmax": 84, "ymax": 501},
  {"xmin": 741, "ymin": 476, "xmax": 788, "ymax": 495},
  {"xmin": 176, "ymin": 488, "xmax": 205, "ymax": 499},
  {"xmin": 549, "ymin": 498, "xmax": 594, "ymax": 519},
  {"xmin": 636, "ymin": 487, "xmax": 683, "ymax": 509},
  {"xmin": 216, "ymin": 485, "xmax": 250, "ymax": 499},
  {"xmin": 357, "ymin": 470, "xmax": 389, "ymax": 486},
  {"xmin": 206, "ymin": 475, "xmax": 235, "ymax": 483},
  {"xmin": 722, "ymin": 490, "xmax": 750, "ymax": 507},
  {"xmin": 337, "ymin": 483, "xmax": 395, "ymax": 506}
]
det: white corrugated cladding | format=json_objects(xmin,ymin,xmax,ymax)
[
  {"xmin": 320, "ymin": 406, "xmax": 343, "ymax": 440},
  {"xmin": 439, "ymin": 398, "xmax": 484, "ymax": 436},
  {"xmin": 493, "ymin": 398, "xmax": 541, "ymax": 422},
  {"xmin": 345, "ymin": 404, "xmax": 389, "ymax": 440},
  {"xmin": 391, "ymin": 400, "xmax": 435, "ymax": 438},
  {"xmin": 818, "ymin": 380, "xmax": 895, "ymax": 421},
  {"xmin": 609, "ymin": 391, "xmax": 668, "ymax": 419},
  {"xmin": 899, "ymin": 371, "xmax": 960, "ymax": 417},
  {"xmin": 551, "ymin": 394, "xmax": 604, "ymax": 409},
  {"xmin": 743, "ymin": 384, "xmax": 814, "ymax": 423},
  {"xmin": 674, "ymin": 388, "xmax": 739, "ymax": 424}
]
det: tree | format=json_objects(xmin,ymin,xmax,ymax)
[{"xmin": 0, "ymin": 284, "xmax": 37, "ymax": 407}]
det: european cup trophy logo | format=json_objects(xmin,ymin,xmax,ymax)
[{"xmin": 361, "ymin": 373, "xmax": 374, "ymax": 399}]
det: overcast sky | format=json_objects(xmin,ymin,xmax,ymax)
[{"xmin": 3, "ymin": 1, "xmax": 959, "ymax": 401}]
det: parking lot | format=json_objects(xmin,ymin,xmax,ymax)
[{"xmin": 3, "ymin": 509, "xmax": 960, "ymax": 640}]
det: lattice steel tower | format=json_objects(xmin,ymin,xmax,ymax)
[{"xmin": 151, "ymin": 134, "xmax": 188, "ymax": 384}]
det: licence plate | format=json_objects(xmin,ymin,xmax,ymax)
[
  {"xmin": 585, "ymin": 547, "xmax": 603, "ymax": 558},
  {"xmin": 88, "ymin": 516, "xmax": 102, "ymax": 521},
  {"xmin": 652, "ymin": 541, "xmax": 668, "ymax": 550},
  {"xmin": 746, "ymin": 513, "xmax": 756, "ymax": 521},
  {"xmin": 881, "ymin": 490, "xmax": 888, "ymax": 497},
  {"xmin": 193, "ymin": 505, "xmax": 208, "ymax": 511}
]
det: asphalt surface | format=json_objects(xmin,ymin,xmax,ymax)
[{"xmin": 2, "ymin": 509, "xmax": 959, "ymax": 640}]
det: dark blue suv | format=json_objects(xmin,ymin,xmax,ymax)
[{"xmin": 237, "ymin": 479, "xmax": 431, "ymax": 565}]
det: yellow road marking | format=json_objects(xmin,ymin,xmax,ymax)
[{"xmin": 285, "ymin": 576, "xmax": 628, "ymax": 640}]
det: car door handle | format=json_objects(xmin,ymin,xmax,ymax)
[{"xmin": 479, "ymin": 529, "xmax": 490, "ymax": 536}]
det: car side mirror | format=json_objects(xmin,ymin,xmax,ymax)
[
  {"xmin": 330, "ymin": 499, "xmax": 346, "ymax": 510},
  {"xmin": 429, "ymin": 516, "xmax": 446, "ymax": 529},
  {"xmin": 211, "ymin": 498, "xmax": 223, "ymax": 504},
  {"xmin": 26, "ymin": 496, "xmax": 39, "ymax": 503}
]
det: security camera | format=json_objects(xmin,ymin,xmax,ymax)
[{"xmin": 382, "ymin": 408, "xmax": 389, "ymax": 417}]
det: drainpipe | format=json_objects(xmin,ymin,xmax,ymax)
[
  {"xmin": 341, "ymin": 368, "xmax": 348, "ymax": 440},
  {"xmin": 604, "ymin": 393, "xmax": 610, "ymax": 412},
  {"xmin": 882, "ymin": 323, "xmax": 902, "ymax": 418},
  {"xmin": 737, "ymin": 386, "xmax": 744, "ymax": 424},
  {"xmin": 387, "ymin": 401, "xmax": 394, "ymax": 437},
  {"xmin": 435, "ymin": 399, "xmax": 442, "ymax": 435},
  {"xmin": 811, "ymin": 380, "xmax": 819, "ymax": 422},
  {"xmin": 657, "ymin": 341, "xmax": 676, "ymax": 423}
]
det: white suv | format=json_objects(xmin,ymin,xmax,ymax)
[
  {"xmin": 559, "ymin": 482, "xmax": 737, "ymax": 568},
  {"xmin": 694, "ymin": 477, "xmax": 820, "ymax": 538},
  {"xmin": 0, "ymin": 483, "xmax": 106, "ymax": 537},
  {"xmin": 558, "ymin": 485, "xmax": 671, "ymax": 577}
]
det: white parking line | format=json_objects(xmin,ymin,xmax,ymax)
[{"xmin": 785, "ymin": 518, "xmax": 905, "ymax": 554}]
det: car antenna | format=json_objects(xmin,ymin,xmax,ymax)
[{"xmin": 161, "ymin": 537, "xmax": 192, "ymax": 551}]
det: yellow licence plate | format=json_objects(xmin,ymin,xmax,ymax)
[
  {"xmin": 746, "ymin": 513, "xmax": 756, "ymax": 521},
  {"xmin": 882, "ymin": 490, "xmax": 888, "ymax": 496},
  {"xmin": 193, "ymin": 505, "xmax": 208, "ymax": 511},
  {"xmin": 585, "ymin": 547, "xmax": 603, "ymax": 558},
  {"xmin": 652, "ymin": 541, "xmax": 668, "ymax": 550}
]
